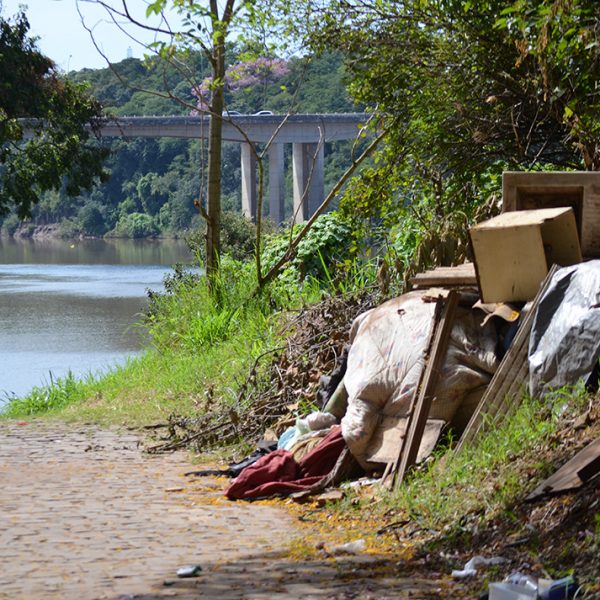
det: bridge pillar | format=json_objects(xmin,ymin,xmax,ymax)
[
  {"xmin": 241, "ymin": 142, "xmax": 257, "ymax": 220},
  {"xmin": 292, "ymin": 142, "xmax": 324, "ymax": 224},
  {"xmin": 268, "ymin": 143, "xmax": 285, "ymax": 224}
]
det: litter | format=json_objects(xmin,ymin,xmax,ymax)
[
  {"xmin": 528, "ymin": 260, "xmax": 600, "ymax": 398},
  {"xmin": 487, "ymin": 573, "xmax": 578, "ymax": 600},
  {"xmin": 526, "ymin": 437, "xmax": 600, "ymax": 501},
  {"xmin": 176, "ymin": 564, "xmax": 203, "ymax": 578},
  {"xmin": 226, "ymin": 426, "xmax": 347, "ymax": 500},
  {"xmin": 451, "ymin": 555, "xmax": 509, "ymax": 579},
  {"xmin": 330, "ymin": 538, "xmax": 366, "ymax": 555}
]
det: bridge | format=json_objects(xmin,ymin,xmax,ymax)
[{"xmin": 97, "ymin": 114, "xmax": 370, "ymax": 223}]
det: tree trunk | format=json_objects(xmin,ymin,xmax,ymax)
[{"xmin": 205, "ymin": 39, "xmax": 226, "ymax": 283}]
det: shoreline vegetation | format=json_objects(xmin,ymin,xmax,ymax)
[{"xmin": 4, "ymin": 222, "xmax": 185, "ymax": 241}]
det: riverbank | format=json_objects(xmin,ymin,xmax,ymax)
[{"xmin": 5, "ymin": 222, "xmax": 185, "ymax": 241}]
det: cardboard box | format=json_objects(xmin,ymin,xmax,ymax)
[
  {"xmin": 502, "ymin": 171, "xmax": 600, "ymax": 257},
  {"xmin": 469, "ymin": 207, "xmax": 582, "ymax": 303}
]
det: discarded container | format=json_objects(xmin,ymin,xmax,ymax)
[
  {"xmin": 539, "ymin": 575, "xmax": 578, "ymax": 600},
  {"xmin": 502, "ymin": 170, "xmax": 600, "ymax": 257},
  {"xmin": 176, "ymin": 564, "xmax": 202, "ymax": 578},
  {"xmin": 489, "ymin": 582, "xmax": 537, "ymax": 600},
  {"xmin": 469, "ymin": 208, "xmax": 582, "ymax": 303},
  {"xmin": 488, "ymin": 574, "xmax": 578, "ymax": 600}
]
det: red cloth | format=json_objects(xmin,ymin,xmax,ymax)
[{"xmin": 226, "ymin": 425, "xmax": 345, "ymax": 500}]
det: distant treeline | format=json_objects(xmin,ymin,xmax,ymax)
[{"xmin": 2, "ymin": 50, "xmax": 359, "ymax": 239}]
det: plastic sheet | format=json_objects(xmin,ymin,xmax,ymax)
[{"xmin": 529, "ymin": 261, "xmax": 600, "ymax": 398}]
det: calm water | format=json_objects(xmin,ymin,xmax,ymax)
[{"xmin": 0, "ymin": 238, "xmax": 193, "ymax": 403}]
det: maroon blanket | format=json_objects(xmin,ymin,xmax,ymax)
[{"xmin": 226, "ymin": 425, "xmax": 345, "ymax": 500}]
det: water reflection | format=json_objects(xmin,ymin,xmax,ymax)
[{"xmin": 0, "ymin": 238, "xmax": 194, "ymax": 402}]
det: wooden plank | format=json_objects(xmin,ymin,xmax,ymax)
[
  {"xmin": 411, "ymin": 263, "xmax": 477, "ymax": 287},
  {"xmin": 526, "ymin": 437, "xmax": 600, "ymax": 501},
  {"xmin": 381, "ymin": 298, "xmax": 444, "ymax": 488},
  {"xmin": 455, "ymin": 265, "xmax": 559, "ymax": 453},
  {"xmin": 394, "ymin": 290, "xmax": 460, "ymax": 488}
]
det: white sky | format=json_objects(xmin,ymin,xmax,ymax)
[{"xmin": 1, "ymin": 0, "xmax": 177, "ymax": 71}]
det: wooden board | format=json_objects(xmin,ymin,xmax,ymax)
[
  {"xmin": 526, "ymin": 437, "xmax": 600, "ymax": 501},
  {"xmin": 502, "ymin": 171, "xmax": 600, "ymax": 258},
  {"xmin": 364, "ymin": 416, "xmax": 445, "ymax": 465},
  {"xmin": 455, "ymin": 265, "xmax": 559, "ymax": 453},
  {"xmin": 394, "ymin": 290, "xmax": 460, "ymax": 488},
  {"xmin": 411, "ymin": 263, "xmax": 477, "ymax": 287},
  {"xmin": 469, "ymin": 208, "xmax": 581, "ymax": 303}
]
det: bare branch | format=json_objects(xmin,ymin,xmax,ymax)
[{"xmin": 257, "ymin": 119, "xmax": 393, "ymax": 290}]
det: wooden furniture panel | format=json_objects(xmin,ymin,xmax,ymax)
[{"xmin": 503, "ymin": 171, "xmax": 600, "ymax": 257}]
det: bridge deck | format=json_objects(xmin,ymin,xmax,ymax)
[{"xmin": 96, "ymin": 113, "xmax": 371, "ymax": 143}]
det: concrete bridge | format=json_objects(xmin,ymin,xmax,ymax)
[{"xmin": 97, "ymin": 114, "xmax": 370, "ymax": 223}]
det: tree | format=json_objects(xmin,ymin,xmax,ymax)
[
  {"xmin": 311, "ymin": 0, "xmax": 600, "ymax": 176},
  {"xmin": 80, "ymin": 1, "xmax": 386, "ymax": 287},
  {"xmin": 83, "ymin": 0, "xmax": 251, "ymax": 281},
  {"xmin": 0, "ymin": 7, "xmax": 107, "ymax": 218},
  {"xmin": 290, "ymin": 0, "xmax": 600, "ymax": 274}
]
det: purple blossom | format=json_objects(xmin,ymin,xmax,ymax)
[{"xmin": 191, "ymin": 57, "xmax": 289, "ymax": 113}]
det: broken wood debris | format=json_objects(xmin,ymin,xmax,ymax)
[
  {"xmin": 381, "ymin": 290, "xmax": 460, "ymax": 489},
  {"xmin": 455, "ymin": 264, "xmax": 560, "ymax": 453},
  {"xmin": 410, "ymin": 263, "xmax": 477, "ymax": 288},
  {"xmin": 526, "ymin": 437, "xmax": 600, "ymax": 501}
]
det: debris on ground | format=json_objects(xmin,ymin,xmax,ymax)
[{"xmin": 148, "ymin": 174, "xmax": 600, "ymax": 596}]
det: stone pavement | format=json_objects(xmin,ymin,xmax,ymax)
[{"xmin": 0, "ymin": 421, "xmax": 446, "ymax": 599}]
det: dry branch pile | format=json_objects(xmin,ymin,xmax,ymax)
[{"xmin": 146, "ymin": 289, "xmax": 377, "ymax": 454}]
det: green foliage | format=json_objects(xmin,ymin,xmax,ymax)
[
  {"xmin": 302, "ymin": 0, "xmax": 600, "ymax": 273},
  {"xmin": 2, "ymin": 371, "xmax": 85, "ymax": 416},
  {"xmin": 381, "ymin": 385, "xmax": 592, "ymax": 533},
  {"xmin": 1, "ymin": 213, "xmax": 20, "ymax": 236},
  {"xmin": 186, "ymin": 210, "xmax": 266, "ymax": 263},
  {"xmin": 111, "ymin": 212, "xmax": 159, "ymax": 238},
  {"xmin": 261, "ymin": 212, "xmax": 353, "ymax": 283},
  {"xmin": 0, "ymin": 9, "xmax": 107, "ymax": 218}
]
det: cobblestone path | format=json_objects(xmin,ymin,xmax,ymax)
[
  {"xmin": 0, "ymin": 420, "xmax": 445, "ymax": 599},
  {"xmin": 0, "ymin": 421, "xmax": 301, "ymax": 599}
]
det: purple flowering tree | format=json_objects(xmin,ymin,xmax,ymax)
[{"xmin": 192, "ymin": 57, "xmax": 289, "ymax": 113}]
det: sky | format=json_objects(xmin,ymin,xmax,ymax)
[{"xmin": 1, "ymin": 0, "xmax": 177, "ymax": 71}]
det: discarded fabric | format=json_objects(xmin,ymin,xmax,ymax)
[{"xmin": 226, "ymin": 426, "xmax": 346, "ymax": 500}]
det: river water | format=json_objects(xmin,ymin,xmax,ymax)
[{"xmin": 0, "ymin": 238, "xmax": 193, "ymax": 403}]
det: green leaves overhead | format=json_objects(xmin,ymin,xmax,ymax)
[{"xmin": 0, "ymin": 9, "xmax": 107, "ymax": 218}]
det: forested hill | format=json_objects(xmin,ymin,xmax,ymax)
[{"xmin": 2, "ymin": 51, "xmax": 358, "ymax": 239}]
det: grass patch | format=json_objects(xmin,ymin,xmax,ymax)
[{"xmin": 372, "ymin": 384, "xmax": 592, "ymax": 535}]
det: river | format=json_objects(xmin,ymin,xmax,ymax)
[{"xmin": 0, "ymin": 237, "xmax": 193, "ymax": 404}]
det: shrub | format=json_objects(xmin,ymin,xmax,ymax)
[{"xmin": 113, "ymin": 213, "xmax": 158, "ymax": 238}]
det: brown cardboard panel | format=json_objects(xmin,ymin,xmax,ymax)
[
  {"xmin": 364, "ymin": 415, "xmax": 445, "ymax": 465},
  {"xmin": 470, "ymin": 208, "xmax": 582, "ymax": 303}
]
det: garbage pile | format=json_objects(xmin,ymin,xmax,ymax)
[{"xmin": 219, "ymin": 173, "xmax": 600, "ymax": 502}]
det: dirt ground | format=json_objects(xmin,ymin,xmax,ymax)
[{"xmin": 0, "ymin": 420, "xmax": 448, "ymax": 600}]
